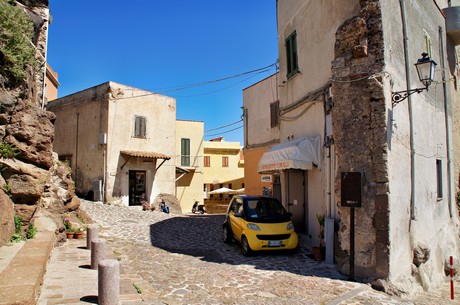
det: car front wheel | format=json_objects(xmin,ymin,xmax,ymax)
[
  {"xmin": 241, "ymin": 235, "xmax": 253, "ymax": 256},
  {"xmin": 223, "ymin": 224, "xmax": 233, "ymax": 243}
]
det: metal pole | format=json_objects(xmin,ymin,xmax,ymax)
[{"xmin": 350, "ymin": 207, "xmax": 355, "ymax": 281}]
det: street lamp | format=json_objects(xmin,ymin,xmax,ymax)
[{"xmin": 392, "ymin": 53, "xmax": 437, "ymax": 105}]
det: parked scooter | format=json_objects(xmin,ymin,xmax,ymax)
[{"xmin": 191, "ymin": 200, "xmax": 205, "ymax": 214}]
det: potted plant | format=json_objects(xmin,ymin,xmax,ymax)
[
  {"xmin": 312, "ymin": 213, "xmax": 325, "ymax": 261},
  {"xmin": 64, "ymin": 217, "xmax": 75, "ymax": 239},
  {"xmin": 74, "ymin": 227, "xmax": 84, "ymax": 239}
]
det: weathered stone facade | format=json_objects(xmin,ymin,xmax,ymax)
[
  {"xmin": 331, "ymin": 0, "xmax": 389, "ymax": 278},
  {"xmin": 273, "ymin": 0, "xmax": 460, "ymax": 295}
]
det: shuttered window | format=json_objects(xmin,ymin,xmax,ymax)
[
  {"xmin": 270, "ymin": 100, "xmax": 279, "ymax": 128},
  {"xmin": 181, "ymin": 138, "xmax": 190, "ymax": 166},
  {"xmin": 134, "ymin": 115, "xmax": 147, "ymax": 138},
  {"xmin": 286, "ymin": 31, "xmax": 299, "ymax": 79},
  {"xmin": 222, "ymin": 156, "xmax": 229, "ymax": 167},
  {"xmin": 204, "ymin": 156, "xmax": 210, "ymax": 167},
  {"xmin": 436, "ymin": 159, "xmax": 443, "ymax": 199}
]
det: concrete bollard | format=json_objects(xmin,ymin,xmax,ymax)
[
  {"xmin": 87, "ymin": 224, "xmax": 99, "ymax": 250},
  {"xmin": 91, "ymin": 238, "xmax": 107, "ymax": 270},
  {"xmin": 98, "ymin": 259, "xmax": 120, "ymax": 305}
]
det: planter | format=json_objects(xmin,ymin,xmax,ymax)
[
  {"xmin": 74, "ymin": 232, "xmax": 83, "ymax": 239},
  {"xmin": 66, "ymin": 232, "xmax": 74, "ymax": 239},
  {"xmin": 312, "ymin": 247, "xmax": 324, "ymax": 261}
]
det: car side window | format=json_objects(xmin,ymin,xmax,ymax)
[{"xmin": 230, "ymin": 202, "xmax": 240, "ymax": 213}]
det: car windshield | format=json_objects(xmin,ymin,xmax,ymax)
[{"xmin": 244, "ymin": 198, "xmax": 291, "ymax": 223}]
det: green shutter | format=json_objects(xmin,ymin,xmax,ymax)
[{"xmin": 181, "ymin": 138, "xmax": 190, "ymax": 166}]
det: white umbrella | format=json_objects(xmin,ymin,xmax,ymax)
[
  {"xmin": 208, "ymin": 187, "xmax": 234, "ymax": 195},
  {"xmin": 229, "ymin": 188, "xmax": 245, "ymax": 195}
]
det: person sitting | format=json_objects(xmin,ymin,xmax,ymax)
[
  {"xmin": 140, "ymin": 193, "xmax": 151, "ymax": 211},
  {"xmin": 159, "ymin": 200, "xmax": 170, "ymax": 214}
]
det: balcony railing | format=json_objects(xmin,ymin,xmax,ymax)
[{"xmin": 176, "ymin": 155, "xmax": 202, "ymax": 168}]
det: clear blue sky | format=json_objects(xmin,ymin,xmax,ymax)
[{"xmin": 47, "ymin": 1, "xmax": 278, "ymax": 144}]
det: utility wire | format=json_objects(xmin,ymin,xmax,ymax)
[
  {"xmin": 154, "ymin": 62, "xmax": 277, "ymax": 93},
  {"xmin": 205, "ymin": 125, "xmax": 244, "ymax": 137},
  {"xmin": 112, "ymin": 61, "xmax": 277, "ymax": 101},
  {"xmin": 171, "ymin": 70, "xmax": 270, "ymax": 98},
  {"xmin": 205, "ymin": 119, "xmax": 243, "ymax": 132}
]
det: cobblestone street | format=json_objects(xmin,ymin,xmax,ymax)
[{"xmin": 77, "ymin": 201, "xmax": 460, "ymax": 305}]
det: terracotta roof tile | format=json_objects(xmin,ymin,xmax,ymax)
[{"xmin": 120, "ymin": 150, "xmax": 171, "ymax": 160}]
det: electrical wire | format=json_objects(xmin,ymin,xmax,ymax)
[
  {"xmin": 111, "ymin": 61, "xmax": 278, "ymax": 101},
  {"xmin": 171, "ymin": 70, "xmax": 269, "ymax": 98},
  {"xmin": 205, "ymin": 125, "xmax": 244, "ymax": 137},
  {"xmin": 154, "ymin": 62, "xmax": 278, "ymax": 93},
  {"xmin": 205, "ymin": 120, "xmax": 243, "ymax": 132}
]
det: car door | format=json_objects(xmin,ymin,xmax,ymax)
[{"xmin": 229, "ymin": 201, "xmax": 244, "ymax": 241}]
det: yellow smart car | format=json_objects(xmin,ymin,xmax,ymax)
[{"xmin": 223, "ymin": 195, "xmax": 298, "ymax": 256}]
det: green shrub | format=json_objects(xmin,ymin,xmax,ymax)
[
  {"xmin": 26, "ymin": 223, "xmax": 37, "ymax": 239},
  {"xmin": 10, "ymin": 233, "xmax": 24, "ymax": 243},
  {"xmin": 14, "ymin": 215, "xmax": 22, "ymax": 234},
  {"xmin": 0, "ymin": 142, "xmax": 20, "ymax": 159},
  {"xmin": 0, "ymin": 0, "xmax": 36, "ymax": 82}
]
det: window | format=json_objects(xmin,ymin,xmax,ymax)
[
  {"xmin": 286, "ymin": 31, "xmax": 299, "ymax": 79},
  {"xmin": 436, "ymin": 159, "xmax": 443, "ymax": 199},
  {"xmin": 181, "ymin": 138, "xmax": 190, "ymax": 166},
  {"xmin": 424, "ymin": 29, "xmax": 432, "ymax": 58},
  {"xmin": 270, "ymin": 100, "xmax": 279, "ymax": 128},
  {"xmin": 204, "ymin": 156, "xmax": 210, "ymax": 167},
  {"xmin": 222, "ymin": 156, "xmax": 229, "ymax": 167},
  {"xmin": 134, "ymin": 115, "xmax": 147, "ymax": 138}
]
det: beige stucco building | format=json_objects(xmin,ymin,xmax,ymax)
[
  {"xmin": 45, "ymin": 64, "xmax": 59, "ymax": 102},
  {"xmin": 175, "ymin": 120, "xmax": 205, "ymax": 212},
  {"xmin": 47, "ymin": 82, "xmax": 176, "ymax": 207},
  {"xmin": 243, "ymin": 0, "xmax": 460, "ymax": 294},
  {"xmin": 242, "ymin": 73, "xmax": 280, "ymax": 198},
  {"xmin": 203, "ymin": 139, "xmax": 244, "ymax": 206}
]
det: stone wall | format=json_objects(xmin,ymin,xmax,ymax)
[{"xmin": 331, "ymin": 0, "xmax": 389, "ymax": 278}]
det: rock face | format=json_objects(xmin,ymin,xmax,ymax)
[
  {"xmin": 0, "ymin": 189, "xmax": 15, "ymax": 245},
  {"xmin": 0, "ymin": 0, "xmax": 78, "ymax": 245}
]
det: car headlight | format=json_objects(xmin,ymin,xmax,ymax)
[
  {"xmin": 287, "ymin": 222, "xmax": 294, "ymax": 230},
  {"xmin": 247, "ymin": 223, "xmax": 261, "ymax": 231}
]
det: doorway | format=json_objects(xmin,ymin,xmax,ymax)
[
  {"xmin": 286, "ymin": 170, "xmax": 307, "ymax": 232},
  {"xmin": 129, "ymin": 170, "xmax": 146, "ymax": 206}
]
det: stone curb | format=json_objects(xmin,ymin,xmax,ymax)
[{"xmin": 0, "ymin": 231, "xmax": 54, "ymax": 305}]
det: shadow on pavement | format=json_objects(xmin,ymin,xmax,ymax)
[{"xmin": 149, "ymin": 214, "xmax": 345, "ymax": 279}]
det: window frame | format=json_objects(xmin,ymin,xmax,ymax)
[
  {"xmin": 204, "ymin": 155, "xmax": 210, "ymax": 167},
  {"xmin": 270, "ymin": 100, "xmax": 280, "ymax": 128},
  {"xmin": 286, "ymin": 31, "xmax": 299, "ymax": 79},
  {"xmin": 436, "ymin": 159, "xmax": 443, "ymax": 199},
  {"xmin": 222, "ymin": 156, "xmax": 229, "ymax": 167},
  {"xmin": 133, "ymin": 115, "xmax": 147, "ymax": 138},
  {"xmin": 181, "ymin": 138, "xmax": 191, "ymax": 167}
]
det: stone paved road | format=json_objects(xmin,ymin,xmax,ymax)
[{"xmin": 80, "ymin": 201, "xmax": 460, "ymax": 305}]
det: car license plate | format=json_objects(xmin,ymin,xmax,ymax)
[{"xmin": 268, "ymin": 240, "xmax": 282, "ymax": 247}]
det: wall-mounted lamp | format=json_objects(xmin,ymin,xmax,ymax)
[{"xmin": 392, "ymin": 53, "xmax": 437, "ymax": 105}]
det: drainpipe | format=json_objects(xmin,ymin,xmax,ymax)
[
  {"xmin": 439, "ymin": 26, "xmax": 454, "ymax": 217},
  {"xmin": 400, "ymin": 0, "xmax": 417, "ymax": 220}
]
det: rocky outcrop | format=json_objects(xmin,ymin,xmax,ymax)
[
  {"xmin": 0, "ymin": 189, "xmax": 14, "ymax": 245},
  {"xmin": 0, "ymin": 0, "xmax": 78, "ymax": 245}
]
